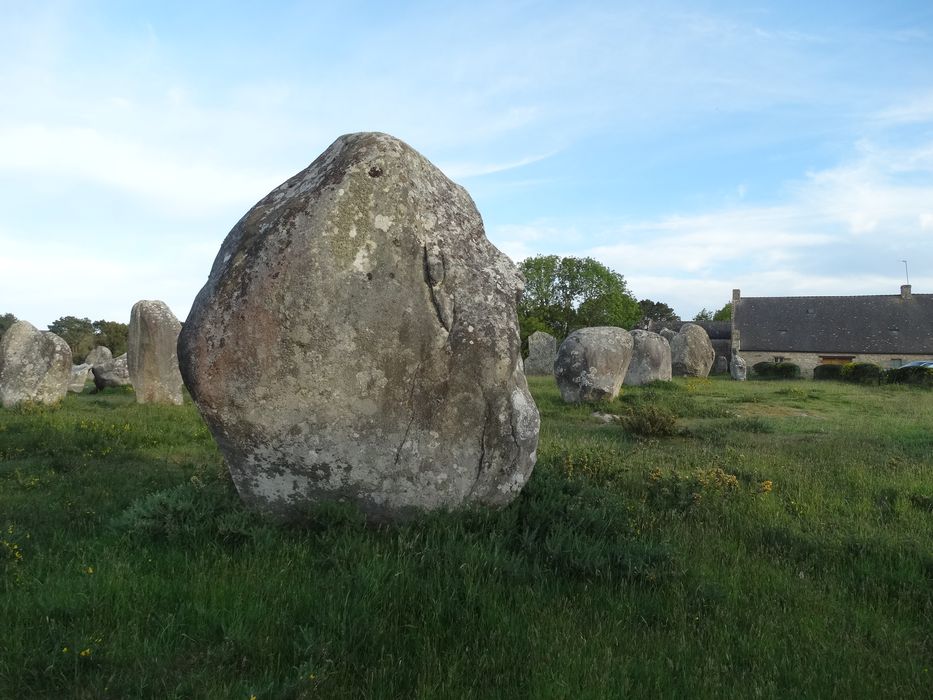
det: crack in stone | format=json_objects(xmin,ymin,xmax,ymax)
[
  {"xmin": 394, "ymin": 361, "xmax": 422, "ymax": 465},
  {"xmin": 422, "ymin": 244, "xmax": 452, "ymax": 332},
  {"xmin": 466, "ymin": 400, "xmax": 492, "ymax": 499}
]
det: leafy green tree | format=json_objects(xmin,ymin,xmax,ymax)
[
  {"xmin": 518, "ymin": 255, "xmax": 641, "ymax": 343},
  {"xmin": 48, "ymin": 316, "xmax": 96, "ymax": 361},
  {"xmin": 712, "ymin": 302, "xmax": 733, "ymax": 321},
  {"xmin": 0, "ymin": 312, "xmax": 17, "ymax": 339},
  {"xmin": 693, "ymin": 308, "xmax": 714, "ymax": 322},
  {"xmin": 637, "ymin": 299, "xmax": 680, "ymax": 327},
  {"xmin": 93, "ymin": 320, "xmax": 129, "ymax": 357}
]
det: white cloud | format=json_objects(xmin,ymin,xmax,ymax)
[
  {"xmin": 0, "ymin": 124, "xmax": 282, "ymax": 215},
  {"xmin": 441, "ymin": 150, "xmax": 559, "ymax": 179}
]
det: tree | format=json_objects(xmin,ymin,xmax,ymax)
[
  {"xmin": 47, "ymin": 316, "xmax": 96, "ymax": 361},
  {"xmin": 0, "ymin": 312, "xmax": 17, "ymax": 339},
  {"xmin": 712, "ymin": 302, "xmax": 732, "ymax": 321},
  {"xmin": 637, "ymin": 299, "xmax": 680, "ymax": 327},
  {"xmin": 93, "ymin": 319, "xmax": 129, "ymax": 357},
  {"xmin": 518, "ymin": 255, "xmax": 641, "ymax": 343},
  {"xmin": 695, "ymin": 302, "xmax": 732, "ymax": 323}
]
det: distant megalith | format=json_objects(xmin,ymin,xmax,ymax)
[
  {"xmin": 128, "ymin": 300, "xmax": 183, "ymax": 405},
  {"xmin": 69, "ymin": 364, "xmax": 92, "ymax": 393},
  {"xmin": 671, "ymin": 324, "xmax": 715, "ymax": 377},
  {"xmin": 712, "ymin": 355, "xmax": 729, "ymax": 375},
  {"xmin": 524, "ymin": 331, "xmax": 557, "ymax": 375},
  {"xmin": 624, "ymin": 330, "xmax": 672, "ymax": 386},
  {"xmin": 730, "ymin": 351, "xmax": 747, "ymax": 381},
  {"xmin": 91, "ymin": 353, "xmax": 131, "ymax": 392},
  {"xmin": 0, "ymin": 321, "xmax": 72, "ymax": 407},
  {"xmin": 660, "ymin": 328, "xmax": 677, "ymax": 343},
  {"xmin": 178, "ymin": 132, "xmax": 539, "ymax": 522},
  {"xmin": 84, "ymin": 346, "xmax": 113, "ymax": 368},
  {"xmin": 554, "ymin": 327, "xmax": 633, "ymax": 402}
]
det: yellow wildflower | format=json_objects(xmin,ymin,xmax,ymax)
[{"xmin": 80, "ymin": 648, "xmax": 91, "ymax": 657}]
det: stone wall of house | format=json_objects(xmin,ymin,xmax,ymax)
[{"xmin": 739, "ymin": 351, "xmax": 933, "ymax": 378}]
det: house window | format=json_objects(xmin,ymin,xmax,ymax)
[
  {"xmin": 890, "ymin": 359, "xmax": 903, "ymax": 368},
  {"xmin": 773, "ymin": 356, "xmax": 786, "ymax": 363}
]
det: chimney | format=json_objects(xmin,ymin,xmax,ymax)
[
  {"xmin": 901, "ymin": 284, "xmax": 912, "ymax": 299},
  {"xmin": 732, "ymin": 288, "xmax": 741, "ymax": 303}
]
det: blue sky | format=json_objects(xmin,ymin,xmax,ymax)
[{"xmin": 2, "ymin": 0, "xmax": 932, "ymax": 328}]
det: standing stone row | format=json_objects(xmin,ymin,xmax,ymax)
[
  {"xmin": 548, "ymin": 322, "xmax": 728, "ymax": 403},
  {"xmin": 0, "ymin": 300, "xmax": 184, "ymax": 407}
]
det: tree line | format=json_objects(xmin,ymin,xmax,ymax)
[
  {"xmin": 0, "ymin": 313, "xmax": 128, "ymax": 363},
  {"xmin": 517, "ymin": 255, "xmax": 731, "ymax": 347}
]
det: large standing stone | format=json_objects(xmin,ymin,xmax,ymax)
[
  {"xmin": 671, "ymin": 324, "xmax": 715, "ymax": 377},
  {"xmin": 712, "ymin": 355, "xmax": 729, "ymax": 375},
  {"xmin": 91, "ymin": 353, "xmax": 131, "ymax": 392},
  {"xmin": 84, "ymin": 346, "xmax": 113, "ymax": 368},
  {"xmin": 554, "ymin": 327, "xmax": 633, "ymax": 402},
  {"xmin": 624, "ymin": 330, "xmax": 672, "ymax": 385},
  {"xmin": 69, "ymin": 364, "xmax": 92, "ymax": 393},
  {"xmin": 730, "ymin": 351, "xmax": 747, "ymax": 381},
  {"xmin": 178, "ymin": 132, "xmax": 539, "ymax": 522},
  {"xmin": 524, "ymin": 331, "xmax": 557, "ymax": 375},
  {"xmin": 659, "ymin": 328, "xmax": 677, "ymax": 343},
  {"xmin": 128, "ymin": 300, "xmax": 183, "ymax": 405},
  {"xmin": 0, "ymin": 321, "xmax": 72, "ymax": 407}
]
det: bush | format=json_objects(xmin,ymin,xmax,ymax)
[
  {"xmin": 885, "ymin": 365, "xmax": 933, "ymax": 388},
  {"xmin": 813, "ymin": 364, "xmax": 844, "ymax": 381},
  {"xmin": 752, "ymin": 361, "xmax": 801, "ymax": 379},
  {"xmin": 623, "ymin": 405, "xmax": 678, "ymax": 437},
  {"xmin": 840, "ymin": 362, "xmax": 883, "ymax": 385}
]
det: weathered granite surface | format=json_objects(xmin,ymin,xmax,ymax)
[{"xmin": 178, "ymin": 132, "xmax": 539, "ymax": 522}]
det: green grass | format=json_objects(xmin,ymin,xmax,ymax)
[{"xmin": 1, "ymin": 378, "xmax": 931, "ymax": 698}]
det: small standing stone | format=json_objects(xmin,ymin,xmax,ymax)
[
  {"xmin": 91, "ymin": 353, "xmax": 131, "ymax": 392},
  {"xmin": 128, "ymin": 300, "xmax": 184, "ymax": 405},
  {"xmin": 0, "ymin": 321, "xmax": 72, "ymax": 407},
  {"xmin": 730, "ymin": 351, "xmax": 747, "ymax": 381},
  {"xmin": 624, "ymin": 330, "xmax": 672, "ymax": 385},
  {"xmin": 524, "ymin": 331, "xmax": 557, "ymax": 375},
  {"xmin": 670, "ymin": 323, "xmax": 715, "ymax": 377},
  {"xmin": 554, "ymin": 327, "xmax": 633, "ymax": 402},
  {"xmin": 84, "ymin": 346, "xmax": 113, "ymax": 368},
  {"xmin": 69, "ymin": 364, "xmax": 92, "ymax": 393}
]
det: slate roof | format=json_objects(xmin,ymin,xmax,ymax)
[
  {"xmin": 693, "ymin": 321, "xmax": 732, "ymax": 340},
  {"xmin": 733, "ymin": 292, "xmax": 933, "ymax": 354}
]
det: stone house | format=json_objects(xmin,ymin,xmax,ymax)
[{"xmin": 731, "ymin": 286, "xmax": 933, "ymax": 378}]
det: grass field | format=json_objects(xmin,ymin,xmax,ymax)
[{"xmin": 1, "ymin": 377, "xmax": 931, "ymax": 698}]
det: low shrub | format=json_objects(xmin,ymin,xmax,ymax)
[
  {"xmin": 753, "ymin": 361, "xmax": 801, "ymax": 379},
  {"xmin": 886, "ymin": 365, "xmax": 933, "ymax": 388},
  {"xmin": 840, "ymin": 362, "xmax": 883, "ymax": 385},
  {"xmin": 813, "ymin": 364, "xmax": 844, "ymax": 381},
  {"xmin": 623, "ymin": 405, "xmax": 678, "ymax": 437}
]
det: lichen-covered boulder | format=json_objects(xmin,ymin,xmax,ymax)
[
  {"xmin": 730, "ymin": 351, "xmax": 747, "ymax": 381},
  {"xmin": 84, "ymin": 346, "xmax": 113, "ymax": 368},
  {"xmin": 69, "ymin": 364, "xmax": 92, "ymax": 393},
  {"xmin": 0, "ymin": 321, "xmax": 72, "ymax": 407},
  {"xmin": 91, "ymin": 353, "xmax": 131, "ymax": 392},
  {"xmin": 554, "ymin": 327, "xmax": 633, "ymax": 402},
  {"xmin": 671, "ymin": 323, "xmax": 715, "ymax": 377},
  {"xmin": 524, "ymin": 330, "xmax": 557, "ymax": 375},
  {"xmin": 624, "ymin": 330, "xmax": 671, "ymax": 385},
  {"xmin": 128, "ymin": 300, "xmax": 183, "ymax": 405},
  {"xmin": 660, "ymin": 328, "xmax": 677, "ymax": 343},
  {"xmin": 178, "ymin": 132, "xmax": 539, "ymax": 522}
]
